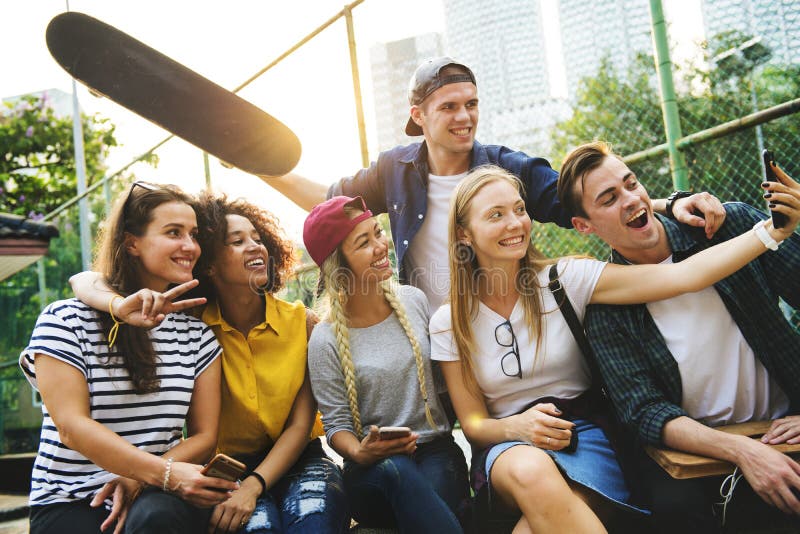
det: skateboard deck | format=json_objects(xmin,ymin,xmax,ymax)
[{"xmin": 46, "ymin": 11, "xmax": 301, "ymax": 176}]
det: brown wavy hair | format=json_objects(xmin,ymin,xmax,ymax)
[
  {"xmin": 93, "ymin": 182, "xmax": 197, "ymax": 393},
  {"xmin": 193, "ymin": 192, "xmax": 295, "ymax": 299},
  {"xmin": 557, "ymin": 140, "xmax": 614, "ymax": 218}
]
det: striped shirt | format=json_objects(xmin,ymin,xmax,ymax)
[{"xmin": 19, "ymin": 298, "xmax": 221, "ymax": 506}]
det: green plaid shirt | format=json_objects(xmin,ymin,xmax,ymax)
[{"xmin": 585, "ymin": 202, "xmax": 800, "ymax": 447}]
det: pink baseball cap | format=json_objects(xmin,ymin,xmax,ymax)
[{"xmin": 303, "ymin": 196, "xmax": 373, "ymax": 266}]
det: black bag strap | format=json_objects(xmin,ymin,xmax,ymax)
[
  {"xmin": 547, "ymin": 264, "xmax": 606, "ymax": 398},
  {"xmin": 547, "ymin": 265, "xmax": 641, "ymax": 491}
]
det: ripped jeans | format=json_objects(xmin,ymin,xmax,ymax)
[
  {"xmin": 238, "ymin": 439, "xmax": 349, "ymax": 534},
  {"xmin": 343, "ymin": 433, "xmax": 469, "ymax": 534}
]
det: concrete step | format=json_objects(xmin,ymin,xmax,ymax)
[
  {"xmin": 0, "ymin": 495, "xmax": 27, "ymax": 523},
  {"xmin": 0, "ymin": 494, "xmax": 27, "ymax": 534},
  {"xmin": 0, "ymin": 517, "xmax": 27, "ymax": 534}
]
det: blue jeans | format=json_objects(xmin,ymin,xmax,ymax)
[
  {"xmin": 343, "ymin": 433, "xmax": 468, "ymax": 534},
  {"xmin": 240, "ymin": 439, "xmax": 348, "ymax": 534}
]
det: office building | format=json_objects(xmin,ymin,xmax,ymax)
[{"xmin": 369, "ymin": 33, "xmax": 444, "ymax": 151}]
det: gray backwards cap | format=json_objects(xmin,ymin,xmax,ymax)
[{"xmin": 405, "ymin": 57, "xmax": 476, "ymax": 136}]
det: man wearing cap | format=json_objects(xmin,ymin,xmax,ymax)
[{"xmin": 261, "ymin": 57, "xmax": 724, "ymax": 308}]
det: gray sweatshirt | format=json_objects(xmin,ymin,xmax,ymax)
[{"xmin": 308, "ymin": 285, "xmax": 451, "ymax": 444}]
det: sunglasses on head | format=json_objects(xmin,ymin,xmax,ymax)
[{"xmin": 122, "ymin": 181, "xmax": 160, "ymax": 220}]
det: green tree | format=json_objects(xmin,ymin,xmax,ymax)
[
  {"xmin": 550, "ymin": 31, "xmax": 800, "ymax": 203},
  {"xmin": 0, "ymin": 94, "xmax": 119, "ymax": 216},
  {"xmin": 0, "ymin": 93, "xmax": 147, "ymax": 361},
  {"xmin": 541, "ymin": 52, "xmax": 669, "ymax": 260},
  {"xmin": 678, "ymin": 31, "xmax": 800, "ymax": 206},
  {"xmin": 548, "ymin": 31, "xmax": 800, "ymax": 326},
  {"xmin": 551, "ymin": 53, "xmax": 665, "ymax": 168}
]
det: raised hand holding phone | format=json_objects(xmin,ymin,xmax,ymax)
[{"xmin": 763, "ymin": 149, "xmax": 789, "ymax": 229}]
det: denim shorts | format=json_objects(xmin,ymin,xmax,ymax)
[{"xmin": 478, "ymin": 418, "xmax": 648, "ymax": 515}]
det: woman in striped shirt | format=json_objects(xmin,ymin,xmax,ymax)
[{"xmin": 20, "ymin": 183, "xmax": 235, "ymax": 534}]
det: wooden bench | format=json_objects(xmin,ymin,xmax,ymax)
[{"xmin": 645, "ymin": 421, "xmax": 800, "ymax": 479}]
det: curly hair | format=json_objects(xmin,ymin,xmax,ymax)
[{"xmin": 193, "ymin": 192, "xmax": 295, "ymax": 299}]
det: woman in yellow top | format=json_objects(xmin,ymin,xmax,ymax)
[{"xmin": 72, "ymin": 193, "xmax": 349, "ymax": 534}]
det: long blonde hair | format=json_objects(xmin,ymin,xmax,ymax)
[
  {"xmin": 317, "ymin": 239, "xmax": 438, "ymax": 439},
  {"xmin": 446, "ymin": 166, "xmax": 555, "ymax": 393}
]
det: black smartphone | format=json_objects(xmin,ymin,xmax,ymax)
[{"xmin": 763, "ymin": 149, "xmax": 788, "ymax": 229}]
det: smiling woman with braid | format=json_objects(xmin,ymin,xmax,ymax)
[{"xmin": 304, "ymin": 196, "xmax": 469, "ymax": 533}]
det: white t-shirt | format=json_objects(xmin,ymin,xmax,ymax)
[
  {"xmin": 646, "ymin": 256, "xmax": 790, "ymax": 426},
  {"xmin": 430, "ymin": 258, "xmax": 606, "ymax": 418},
  {"xmin": 404, "ymin": 171, "xmax": 468, "ymax": 309}
]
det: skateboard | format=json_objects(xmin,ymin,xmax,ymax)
[{"xmin": 46, "ymin": 11, "xmax": 301, "ymax": 177}]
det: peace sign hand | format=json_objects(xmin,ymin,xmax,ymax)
[{"xmin": 112, "ymin": 280, "xmax": 207, "ymax": 328}]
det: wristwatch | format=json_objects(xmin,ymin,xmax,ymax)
[{"xmin": 665, "ymin": 190, "xmax": 694, "ymax": 220}]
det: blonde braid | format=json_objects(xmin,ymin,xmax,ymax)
[
  {"xmin": 381, "ymin": 280, "xmax": 438, "ymax": 431},
  {"xmin": 322, "ymin": 255, "xmax": 364, "ymax": 438}
]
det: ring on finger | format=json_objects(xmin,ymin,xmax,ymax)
[{"xmin": 546, "ymin": 436, "xmax": 551, "ymax": 446}]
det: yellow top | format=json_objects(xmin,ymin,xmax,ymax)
[{"xmin": 202, "ymin": 294, "xmax": 324, "ymax": 456}]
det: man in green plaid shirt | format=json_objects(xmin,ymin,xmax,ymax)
[{"xmin": 557, "ymin": 141, "xmax": 800, "ymax": 533}]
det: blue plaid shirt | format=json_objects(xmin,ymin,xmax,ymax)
[{"xmin": 585, "ymin": 202, "xmax": 800, "ymax": 447}]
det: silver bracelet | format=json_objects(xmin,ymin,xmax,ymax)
[
  {"xmin": 752, "ymin": 220, "xmax": 781, "ymax": 251},
  {"xmin": 162, "ymin": 457, "xmax": 174, "ymax": 492}
]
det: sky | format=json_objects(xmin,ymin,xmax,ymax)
[{"xmin": 2, "ymin": 0, "xmax": 704, "ymax": 240}]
